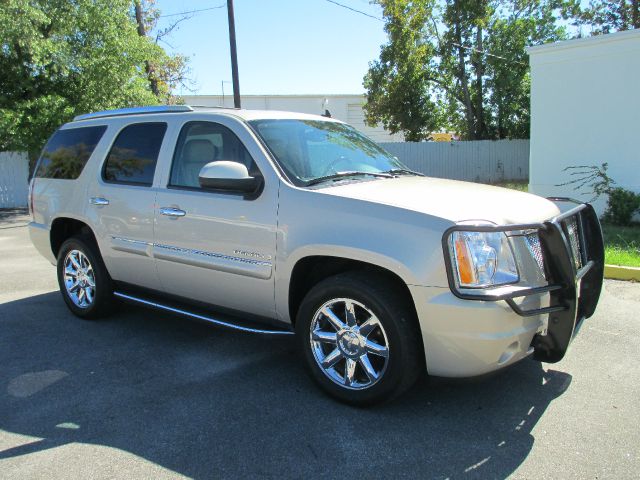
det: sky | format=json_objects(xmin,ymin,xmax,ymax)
[{"xmin": 154, "ymin": 0, "xmax": 387, "ymax": 96}]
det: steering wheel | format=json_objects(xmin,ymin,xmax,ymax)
[{"xmin": 323, "ymin": 155, "xmax": 352, "ymax": 176}]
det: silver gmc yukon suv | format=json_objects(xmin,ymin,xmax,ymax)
[{"xmin": 29, "ymin": 105, "xmax": 604, "ymax": 405}]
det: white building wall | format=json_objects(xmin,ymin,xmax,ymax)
[
  {"xmin": 0, "ymin": 151, "xmax": 29, "ymax": 208},
  {"xmin": 181, "ymin": 94, "xmax": 405, "ymax": 143},
  {"xmin": 528, "ymin": 30, "xmax": 640, "ymax": 215}
]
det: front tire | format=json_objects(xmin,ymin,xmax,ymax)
[
  {"xmin": 56, "ymin": 235, "xmax": 114, "ymax": 319},
  {"xmin": 296, "ymin": 272, "xmax": 424, "ymax": 406}
]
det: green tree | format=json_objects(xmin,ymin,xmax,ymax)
[
  {"xmin": 363, "ymin": 0, "xmax": 443, "ymax": 141},
  {"xmin": 483, "ymin": 0, "xmax": 573, "ymax": 138},
  {"xmin": 364, "ymin": 0, "xmax": 569, "ymax": 140},
  {"xmin": 579, "ymin": 0, "xmax": 639, "ymax": 34},
  {"xmin": 0, "ymin": 0, "xmax": 183, "ymax": 157},
  {"xmin": 133, "ymin": 0, "xmax": 191, "ymax": 103}
]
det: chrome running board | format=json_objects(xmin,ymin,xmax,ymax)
[{"xmin": 113, "ymin": 292, "xmax": 295, "ymax": 336}]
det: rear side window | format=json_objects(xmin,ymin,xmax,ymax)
[
  {"xmin": 35, "ymin": 126, "xmax": 107, "ymax": 179},
  {"xmin": 103, "ymin": 123, "xmax": 167, "ymax": 186}
]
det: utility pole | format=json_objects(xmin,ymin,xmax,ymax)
[{"xmin": 226, "ymin": 0, "xmax": 241, "ymax": 109}]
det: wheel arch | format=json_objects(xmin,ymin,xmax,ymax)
[
  {"xmin": 50, "ymin": 216, "xmax": 99, "ymax": 259},
  {"xmin": 287, "ymin": 255, "xmax": 419, "ymax": 329}
]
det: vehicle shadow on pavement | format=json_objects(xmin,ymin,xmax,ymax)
[
  {"xmin": 0, "ymin": 208, "xmax": 29, "ymax": 229},
  {"xmin": 0, "ymin": 292, "xmax": 572, "ymax": 479}
]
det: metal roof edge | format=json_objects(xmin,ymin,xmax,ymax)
[{"xmin": 527, "ymin": 29, "xmax": 640, "ymax": 56}]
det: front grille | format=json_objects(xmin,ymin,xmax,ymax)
[
  {"xmin": 524, "ymin": 232, "xmax": 545, "ymax": 273},
  {"xmin": 563, "ymin": 216, "xmax": 583, "ymax": 270}
]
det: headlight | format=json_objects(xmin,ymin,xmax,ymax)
[{"xmin": 448, "ymin": 230, "xmax": 519, "ymax": 288}]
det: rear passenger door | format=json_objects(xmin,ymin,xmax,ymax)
[
  {"xmin": 86, "ymin": 122, "xmax": 168, "ymax": 291},
  {"xmin": 153, "ymin": 119, "xmax": 278, "ymax": 319}
]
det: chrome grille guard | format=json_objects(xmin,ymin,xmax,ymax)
[{"xmin": 441, "ymin": 198, "xmax": 605, "ymax": 363}]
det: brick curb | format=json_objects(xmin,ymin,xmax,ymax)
[{"xmin": 604, "ymin": 264, "xmax": 640, "ymax": 281}]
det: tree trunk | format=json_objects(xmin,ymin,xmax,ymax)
[
  {"xmin": 497, "ymin": 100, "xmax": 503, "ymax": 139},
  {"xmin": 632, "ymin": 0, "xmax": 639, "ymax": 28},
  {"xmin": 474, "ymin": 25, "xmax": 487, "ymax": 139},
  {"xmin": 134, "ymin": 0, "xmax": 159, "ymax": 97},
  {"xmin": 453, "ymin": 3, "xmax": 476, "ymax": 139}
]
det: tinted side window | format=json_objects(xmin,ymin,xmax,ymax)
[
  {"xmin": 169, "ymin": 121, "xmax": 256, "ymax": 188},
  {"xmin": 35, "ymin": 126, "xmax": 107, "ymax": 179},
  {"xmin": 103, "ymin": 123, "xmax": 167, "ymax": 186}
]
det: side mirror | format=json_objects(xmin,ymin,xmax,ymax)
[{"xmin": 198, "ymin": 161, "xmax": 262, "ymax": 194}]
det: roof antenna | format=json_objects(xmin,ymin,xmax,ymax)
[{"xmin": 321, "ymin": 98, "xmax": 331, "ymax": 117}]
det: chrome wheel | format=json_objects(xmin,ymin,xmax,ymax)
[
  {"xmin": 309, "ymin": 298, "xmax": 390, "ymax": 390},
  {"xmin": 63, "ymin": 249, "xmax": 96, "ymax": 308}
]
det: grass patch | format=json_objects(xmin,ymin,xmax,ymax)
[
  {"xmin": 489, "ymin": 181, "xmax": 529, "ymax": 192},
  {"xmin": 602, "ymin": 224, "xmax": 640, "ymax": 267}
]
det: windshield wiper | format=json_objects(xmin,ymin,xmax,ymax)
[
  {"xmin": 304, "ymin": 171, "xmax": 393, "ymax": 187},
  {"xmin": 384, "ymin": 168, "xmax": 425, "ymax": 177}
]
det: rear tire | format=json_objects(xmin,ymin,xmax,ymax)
[
  {"xmin": 296, "ymin": 271, "xmax": 424, "ymax": 406},
  {"xmin": 56, "ymin": 235, "xmax": 114, "ymax": 319}
]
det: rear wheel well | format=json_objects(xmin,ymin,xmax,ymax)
[
  {"xmin": 50, "ymin": 218, "xmax": 97, "ymax": 258},
  {"xmin": 288, "ymin": 256, "xmax": 417, "ymax": 326}
]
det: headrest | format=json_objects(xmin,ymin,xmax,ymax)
[{"xmin": 183, "ymin": 139, "xmax": 216, "ymax": 164}]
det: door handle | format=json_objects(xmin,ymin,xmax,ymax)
[
  {"xmin": 89, "ymin": 197, "xmax": 109, "ymax": 206},
  {"xmin": 160, "ymin": 207, "xmax": 186, "ymax": 218}
]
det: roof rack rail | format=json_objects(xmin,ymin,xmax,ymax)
[
  {"xmin": 74, "ymin": 105, "xmax": 193, "ymax": 121},
  {"xmin": 189, "ymin": 104, "xmax": 240, "ymax": 110}
]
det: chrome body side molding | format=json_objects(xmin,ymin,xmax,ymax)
[
  {"xmin": 110, "ymin": 236, "xmax": 272, "ymax": 279},
  {"xmin": 110, "ymin": 236, "xmax": 153, "ymax": 257},
  {"xmin": 153, "ymin": 243, "xmax": 272, "ymax": 279},
  {"xmin": 113, "ymin": 292, "xmax": 294, "ymax": 336}
]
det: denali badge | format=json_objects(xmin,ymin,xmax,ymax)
[{"xmin": 234, "ymin": 249, "xmax": 273, "ymax": 261}]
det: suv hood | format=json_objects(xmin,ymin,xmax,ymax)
[{"xmin": 320, "ymin": 176, "xmax": 560, "ymax": 225}]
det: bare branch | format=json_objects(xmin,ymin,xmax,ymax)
[{"xmin": 155, "ymin": 14, "xmax": 193, "ymax": 43}]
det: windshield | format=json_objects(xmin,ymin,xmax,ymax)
[{"xmin": 248, "ymin": 119, "xmax": 406, "ymax": 186}]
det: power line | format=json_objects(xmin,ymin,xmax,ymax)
[
  {"xmin": 159, "ymin": 0, "xmax": 525, "ymax": 66},
  {"xmin": 321, "ymin": 0, "xmax": 527, "ymax": 65},
  {"xmin": 159, "ymin": 3, "xmax": 226, "ymax": 18},
  {"xmin": 324, "ymin": 0, "xmax": 383, "ymax": 22}
]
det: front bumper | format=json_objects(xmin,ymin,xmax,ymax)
[
  {"xmin": 417, "ymin": 200, "xmax": 605, "ymax": 377},
  {"xmin": 410, "ymin": 285, "xmax": 547, "ymax": 377}
]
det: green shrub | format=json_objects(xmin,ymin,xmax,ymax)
[{"xmin": 603, "ymin": 188, "xmax": 640, "ymax": 226}]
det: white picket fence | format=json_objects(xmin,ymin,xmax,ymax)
[
  {"xmin": 380, "ymin": 140, "xmax": 530, "ymax": 183},
  {"xmin": 0, "ymin": 152, "xmax": 29, "ymax": 208}
]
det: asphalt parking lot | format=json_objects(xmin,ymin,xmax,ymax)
[{"xmin": 1, "ymin": 210, "xmax": 639, "ymax": 479}]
